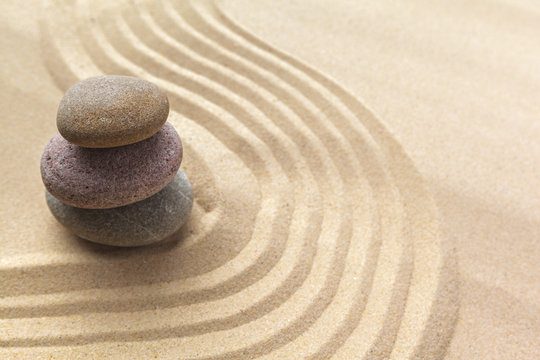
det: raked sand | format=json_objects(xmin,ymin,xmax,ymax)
[{"xmin": 0, "ymin": 0, "xmax": 538, "ymax": 358}]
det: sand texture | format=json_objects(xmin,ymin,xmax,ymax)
[{"xmin": 0, "ymin": 0, "xmax": 538, "ymax": 359}]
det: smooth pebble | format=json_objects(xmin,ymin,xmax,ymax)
[
  {"xmin": 41, "ymin": 122, "xmax": 182, "ymax": 209},
  {"xmin": 57, "ymin": 75, "xmax": 169, "ymax": 148},
  {"xmin": 46, "ymin": 169, "xmax": 193, "ymax": 247}
]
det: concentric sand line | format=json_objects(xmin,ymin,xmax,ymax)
[
  {"xmin": 204, "ymin": 2, "xmax": 458, "ymax": 358},
  {"xmin": 18, "ymin": 2, "xmax": 299, "ymax": 312},
  {"xmin": 160, "ymin": 2, "xmax": 410, "ymax": 358},
  {"xmin": 206, "ymin": 3, "xmax": 458, "ymax": 357},
  {"xmin": 0, "ymin": 0, "xmax": 457, "ymax": 358},
  {"xmin": 5, "ymin": 0, "xmax": 334, "ymax": 338},
  {"xmin": 75, "ymin": 1, "xmax": 342, "ymax": 341},
  {"xmin": 3, "ymin": 0, "xmax": 350, "ymax": 346},
  {"xmin": 19, "ymin": 0, "xmax": 294, "ymax": 300}
]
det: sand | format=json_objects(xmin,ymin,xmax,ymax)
[{"xmin": 0, "ymin": 0, "xmax": 538, "ymax": 359}]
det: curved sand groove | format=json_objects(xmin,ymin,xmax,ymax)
[
  {"xmin": 158, "ymin": 0, "xmax": 412, "ymax": 358},
  {"xmin": 30, "ymin": 0, "xmax": 293, "ymax": 297},
  {"xmin": 4, "ymin": 1, "xmax": 281, "ymax": 305},
  {"xmin": 0, "ymin": 112, "xmax": 262, "ymax": 293},
  {"xmin": 6, "ymin": 0, "xmax": 336, "ymax": 326},
  {"xmin": 1, "ymin": 0, "xmax": 354, "ymax": 346},
  {"xmin": 23, "ymin": 0, "xmax": 364, "ymax": 348},
  {"xmin": 88, "ymin": 4, "xmax": 402, "ymax": 354},
  {"xmin": 26, "ymin": 0, "xmax": 350, "ymax": 326},
  {"xmin": 207, "ymin": 2, "xmax": 458, "ymax": 359},
  {"xmin": 22, "ymin": 8, "xmax": 272, "ymax": 300},
  {"xmin": 10, "ymin": 0, "xmax": 388, "ymax": 352},
  {"xmin": 153, "ymin": 2, "xmax": 452, "ymax": 358},
  {"xmin": 0, "ymin": 0, "xmax": 457, "ymax": 358},
  {"xmin": 149, "ymin": 2, "xmax": 455, "ymax": 358},
  {"xmin": 14, "ymin": 0, "xmax": 300, "ymax": 304},
  {"xmin": 77, "ymin": 0, "xmax": 304, "ymax": 298},
  {"xmin": 2, "ymin": 2, "xmax": 360, "ymax": 338},
  {"xmin": 74, "ymin": 0, "xmax": 346, "ymax": 337}
]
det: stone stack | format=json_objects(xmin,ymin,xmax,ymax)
[{"xmin": 40, "ymin": 75, "xmax": 193, "ymax": 247}]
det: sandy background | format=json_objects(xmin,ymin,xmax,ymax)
[{"xmin": 0, "ymin": 0, "xmax": 538, "ymax": 358}]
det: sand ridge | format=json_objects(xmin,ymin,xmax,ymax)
[{"xmin": 1, "ymin": 0, "xmax": 457, "ymax": 358}]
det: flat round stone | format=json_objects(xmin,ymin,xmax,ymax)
[
  {"xmin": 57, "ymin": 75, "xmax": 169, "ymax": 148},
  {"xmin": 46, "ymin": 169, "xmax": 193, "ymax": 247},
  {"xmin": 41, "ymin": 122, "xmax": 182, "ymax": 209}
]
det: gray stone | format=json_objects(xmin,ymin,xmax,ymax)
[{"xmin": 46, "ymin": 169, "xmax": 193, "ymax": 247}]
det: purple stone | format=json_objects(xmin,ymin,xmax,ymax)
[{"xmin": 41, "ymin": 122, "xmax": 182, "ymax": 209}]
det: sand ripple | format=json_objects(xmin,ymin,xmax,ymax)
[{"xmin": 0, "ymin": 0, "xmax": 458, "ymax": 358}]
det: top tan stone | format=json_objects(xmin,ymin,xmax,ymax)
[{"xmin": 56, "ymin": 75, "xmax": 169, "ymax": 148}]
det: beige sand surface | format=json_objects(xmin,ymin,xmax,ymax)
[{"xmin": 0, "ymin": 0, "xmax": 538, "ymax": 358}]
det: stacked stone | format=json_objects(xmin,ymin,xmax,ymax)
[{"xmin": 40, "ymin": 76, "xmax": 193, "ymax": 247}]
